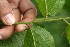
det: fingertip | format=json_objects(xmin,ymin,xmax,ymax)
[
  {"xmin": 0, "ymin": 26, "xmax": 14, "ymax": 40},
  {"xmin": 0, "ymin": 0, "xmax": 16, "ymax": 25},
  {"xmin": 0, "ymin": 35, "xmax": 3, "ymax": 40},
  {"xmin": 15, "ymin": 24, "xmax": 28, "ymax": 33},
  {"xmin": 2, "ymin": 13, "xmax": 16, "ymax": 25},
  {"xmin": 0, "ymin": 35, "xmax": 6, "ymax": 40}
]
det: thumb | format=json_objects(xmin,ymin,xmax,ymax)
[{"xmin": 0, "ymin": 0, "xmax": 16, "ymax": 25}]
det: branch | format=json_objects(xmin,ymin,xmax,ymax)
[
  {"xmin": 14, "ymin": 16, "xmax": 70, "ymax": 24},
  {"xmin": 0, "ymin": 16, "xmax": 70, "ymax": 25},
  {"xmin": 63, "ymin": 19, "xmax": 70, "ymax": 25}
]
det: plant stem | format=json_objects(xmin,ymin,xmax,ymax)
[
  {"xmin": 0, "ymin": 16, "xmax": 70, "ymax": 25},
  {"xmin": 14, "ymin": 16, "xmax": 70, "ymax": 24},
  {"xmin": 63, "ymin": 19, "xmax": 70, "ymax": 25}
]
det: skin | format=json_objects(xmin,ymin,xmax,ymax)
[{"xmin": 0, "ymin": 0, "xmax": 37, "ymax": 40}]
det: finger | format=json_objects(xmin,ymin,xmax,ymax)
[
  {"xmin": 0, "ymin": 7, "xmax": 21, "ymax": 39},
  {"xmin": 0, "ymin": 25, "xmax": 14, "ymax": 40},
  {"xmin": 0, "ymin": 0, "xmax": 16, "ymax": 25},
  {"xmin": 0, "ymin": 0, "xmax": 21, "ymax": 40},
  {"xmin": 12, "ymin": 9, "xmax": 21, "ymax": 33},
  {"xmin": 15, "ymin": 0, "xmax": 37, "ymax": 32},
  {"xmin": 8, "ymin": 0, "xmax": 21, "ymax": 33},
  {"xmin": 8, "ymin": 0, "xmax": 21, "ymax": 22}
]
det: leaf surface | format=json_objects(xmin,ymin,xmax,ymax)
[
  {"xmin": 66, "ymin": 25, "xmax": 70, "ymax": 44},
  {"xmin": 0, "ymin": 31, "xmax": 26, "ymax": 47},
  {"xmin": 24, "ymin": 25, "xmax": 55, "ymax": 47},
  {"xmin": 63, "ymin": 0, "xmax": 70, "ymax": 12},
  {"xmin": 35, "ymin": 0, "xmax": 65, "ymax": 16}
]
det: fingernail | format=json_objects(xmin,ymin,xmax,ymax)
[
  {"xmin": 17, "ymin": 24, "xmax": 28, "ymax": 31},
  {"xmin": 0, "ymin": 35, "xmax": 2, "ymax": 39},
  {"xmin": 3, "ymin": 14, "xmax": 16, "ymax": 25}
]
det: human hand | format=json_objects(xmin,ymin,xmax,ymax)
[{"xmin": 0, "ymin": 0, "xmax": 37, "ymax": 40}]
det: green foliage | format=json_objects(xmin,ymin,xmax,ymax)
[
  {"xmin": 24, "ymin": 26, "xmax": 55, "ymax": 47},
  {"xmin": 35, "ymin": 0, "xmax": 65, "ymax": 16},
  {"xmin": 66, "ymin": 25, "xmax": 70, "ymax": 44},
  {"xmin": 24, "ymin": 29, "xmax": 35, "ymax": 47},
  {"xmin": 63, "ymin": 0, "xmax": 70, "ymax": 12},
  {"xmin": 0, "ymin": 31, "xmax": 26, "ymax": 47},
  {"xmin": 0, "ymin": 0, "xmax": 70, "ymax": 47}
]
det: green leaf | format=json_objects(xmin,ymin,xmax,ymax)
[
  {"xmin": 24, "ymin": 25, "xmax": 55, "ymax": 47},
  {"xmin": 66, "ymin": 25, "xmax": 70, "ymax": 44},
  {"xmin": 24, "ymin": 29, "xmax": 35, "ymax": 47},
  {"xmin": 0, "ymin": 31, "xmax": 26, "ymax": 47},
  {"xmin": 35, "ymin": 0, "xmax": 65, "ymax": 16},
  {"xmin": 63, "ymin": 0, "xmax": 70, "ymax": 12}
]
